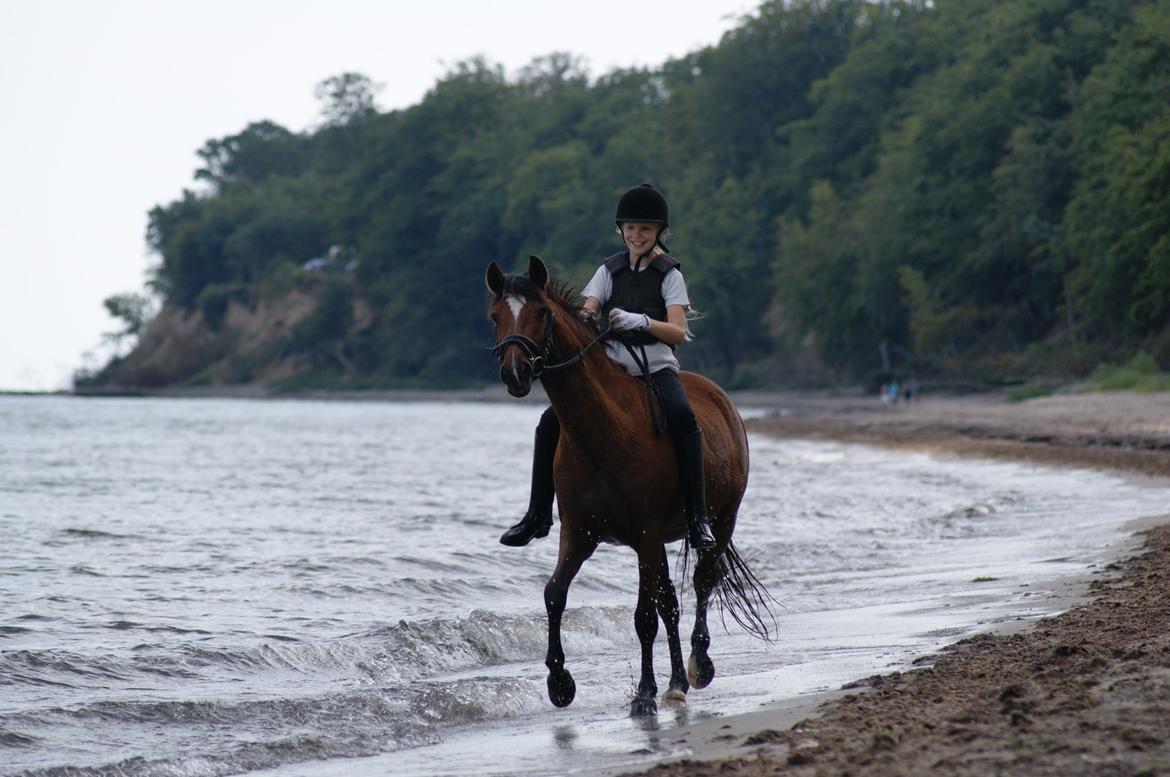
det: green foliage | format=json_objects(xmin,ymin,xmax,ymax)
[
  {"xmin": 772, "ymin": 0, "xmax": 1168, "ymax": 380},
  {"xmin": 195, "ymin": 121, "xmax": 310, "ymax": 192},
  {"xmin": 289, "ymin": 280, "xmax": 355, "ymax": 352},
  {"xmin": 1062, "ymin": 0, "xmax": 1170, "ymax": 338},
  {"xmin": 148, "ymin": 178, "xmax": 330, "ymax": 307},
  {"xmin": 314, "ymin": 72, "xmax": 382, "ymax": 127},
  {"xmin": 120, "ymin": 0, "xmax": 1170, "ymax": 388},
  {"xmin": 103, "ymin": 292, "xmax": 153, "ymax": 339},
  {"xmin": 1086, "ymin": 351, "xmax": 1170, "ymax": 392}
]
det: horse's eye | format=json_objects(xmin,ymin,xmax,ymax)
[
  {"xmin": 489, "ymin": 313, "xmax": 498, "ymax": 324},
  {"xmin": 535, "ymin": 307, "xmax": 548, "ymax": 320}
]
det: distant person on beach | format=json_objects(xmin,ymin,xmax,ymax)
[
  {"xmin": 497, "ymin": 184, "xmax": 715, "ymax": 553},
  {"xmin": 879, "ymin": 381, "xmax": 898, "ymax": 407}
]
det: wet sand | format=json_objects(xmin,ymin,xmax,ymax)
[{"xmin": 619, "ymin": 391, "xmax": 1170, "ymax": 777}]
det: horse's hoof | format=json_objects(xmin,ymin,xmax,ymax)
[
  {"xmin": 548, "ymin": 668, "xmax": 576, "ymax": 708},
  {"xmin": 687, "ymin": 653, "xmax": 715, "ymax": 689},
  {"xmin": 661, "ymin": 688, "xmax": 687, "ymax": 706},
  {"xmin": 630, "ymin": 695, "xmax": 657, "ymax": 717}
]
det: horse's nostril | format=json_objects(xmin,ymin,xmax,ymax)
[
  {"xmin": 501, "ymin": 361, "xmax": 529, "ymax": 389},
  {"xmin": 500, "ymin": 363, "xmax": 531, "ymax": 397}
]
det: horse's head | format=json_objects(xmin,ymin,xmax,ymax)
[{"xmin": 485, "ymin": 256, "xmax": 556, "ymax": 397}]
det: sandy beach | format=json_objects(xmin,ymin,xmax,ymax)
[{"xmin": 617, "ymin": 390, "xmax": 1170, "ymax": 777}]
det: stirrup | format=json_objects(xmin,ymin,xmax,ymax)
[{"xmin": 499, "ymin": 512, "xmax": 553, "ymax": 547}]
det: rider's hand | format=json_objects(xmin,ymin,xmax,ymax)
[{"xmin": 609, "ymin": 308, "xmax": 650, "ymax": 332}]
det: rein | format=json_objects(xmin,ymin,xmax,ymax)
[
  {"xmin": 622, "ymin": 341, "xmax": 668, "ymax": 435},
  {"xmin": 487, "ymin": 309, "xmax": 614, "ymax": 378},
  {"xmin": 487, "ymin": 296, "xmax": 664, "ymax": 435}
]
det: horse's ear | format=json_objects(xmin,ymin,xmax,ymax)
[
  {"xmin": 528, "ymin": 256, "xmax": 549, "ymax": 290},
  {"xmin": 485, "ymin": 262, "xmax": 506, "ymax": 297}
]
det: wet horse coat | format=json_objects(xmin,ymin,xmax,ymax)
[{"xmin": 486, "ymin": 256, "xmax": 770, "ymax": 716}]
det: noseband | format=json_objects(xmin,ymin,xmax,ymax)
[{"xmin": 488, "ymin": 307, "xmax": 612, "ymax": 378}]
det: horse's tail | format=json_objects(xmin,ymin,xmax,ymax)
[{"xmin": 710, "ymin": 541, "xmax": 780, "ymax": 642}]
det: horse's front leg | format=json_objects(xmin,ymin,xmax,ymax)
[
  {"xmin": 688, "ymin": 543, "xmax": 722, "ymax": 689},
  {"xmin": 655, "ymin": 552, "xmax": 688, "ymax": 705},
  {"xmin": 544, "ymin": 531, "xmax": 596, "ymax": 708},
  {"xmin": 630, "ymin": 545, "xmax": 663, "ymax": 717}
]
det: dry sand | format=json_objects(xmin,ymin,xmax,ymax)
[
  {"xmin": 735, "ymin": 389, "xmax": 1170, "ymax": 477},
  {"xmin": 617, "ymin": 390, "xmax": 1170, "ymax": 777}
]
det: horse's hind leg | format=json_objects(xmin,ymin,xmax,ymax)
[
  {"xmin": 544, "ymin": 534, "xmax": 596, "ymax": 708},
  {"xmin": 655, "ymin": 553, "xmax": 688, "ymax": 705},
  {"xmin": 688, "ymin": 545, "xmax": 721, "ymax": 689},
  {"xmin": 630, "ymin": 546, "xmax": 664, "ymax": 717}
]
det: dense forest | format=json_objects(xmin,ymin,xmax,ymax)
[{"xmin": 91, "ymin": 0, "xmax": 1170, "ymax": 390}]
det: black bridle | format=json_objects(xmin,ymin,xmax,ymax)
[
  {"xmin": 487, "ymin": 308, "xmax": 613, "ymax": 378},
  {"xmin": 488, "ymin": 303, "xmax": 666, "ymax": 434}
]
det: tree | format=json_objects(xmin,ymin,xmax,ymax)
[
  {"xmin": 102, "ymin": 292, "xmax": 154, "ymax": 353},
  {"xmin": 112, "ymin": 0, "xmax": 1170, "ymax": 388},
  {"xmin": 195, "ymin": 121, "xmax": 307, "ymax": 191},
  {"xmin": 1064, "ymin": 0, "xmax": 1170, "ymax": 338},
  {"xmin": 314, "ymin": 72, "xmax": 382, "ymax": 127}
]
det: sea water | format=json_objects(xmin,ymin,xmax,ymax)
[{"xmin": 1, "ymin": 395, "xmax": 1166, "ymax": 776}]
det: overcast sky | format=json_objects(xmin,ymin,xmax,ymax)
[{"xmin": 0, "ymin": 0, "xmax": 753, "ymax": 392}]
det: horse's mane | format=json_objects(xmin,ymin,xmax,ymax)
[{"xmin": 499, "ymin": 274, "xmax": 602, "ymax": 342}]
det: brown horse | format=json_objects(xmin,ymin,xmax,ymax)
[{"xmin": 485, "ymin": 256, "xmax": 774, "ymax": 716}]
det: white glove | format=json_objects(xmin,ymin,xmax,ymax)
[{"xmin": 609, "ymin": 308, "xmax": 650, "ymax": 332}]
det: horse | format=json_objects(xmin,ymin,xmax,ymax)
[{"xmin": 485, "ymin": 256, "xmax": 775, "ymax": 717}]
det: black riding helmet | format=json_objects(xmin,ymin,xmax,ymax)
[
  {"xmin": 615, "ymin": 184, "xmax": 670, "ymax": 255},
  {"xmin": 615, "ymin": 183, "xmax": 669, "ymax": 226}
]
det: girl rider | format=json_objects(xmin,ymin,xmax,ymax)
[{"xmin": 499, "ymin": 183, "xmax": 716, "ymax": 553}]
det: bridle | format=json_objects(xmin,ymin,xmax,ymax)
[
  {"xmin": 487, "ymin": 306, "xmax": 613, "ymax": 379},
  {"xmin": 487, "ymin": 298, "xmax": 664, "ymax": 434}
]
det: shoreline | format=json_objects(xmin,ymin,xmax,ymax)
[
  {"xmin": 59, "ymin": 383, "xmax": 541, "ymax": 403},
  {"xmin": 612, "ymin": 391, "xmax": 1170, "ymax": 776},
  {"xmin": 738, "ymin": 390, "xmax": 1170, "ymax": 478},
  {"xmin": 596, "ymin": 514, "xmax": 1169, "ymax": 777}
]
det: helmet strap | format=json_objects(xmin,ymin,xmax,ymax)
[{"xmin": 655, "ymin": 224, "xmax": 669, "ymax": 254}]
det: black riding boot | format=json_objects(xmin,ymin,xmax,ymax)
[
  {"xmin": 678, "ymin": 428, "xmax": 716, "ymax": 551},
  {"xmin": 500, "ymin": 413, "xmax": 558, "ymax": 546}
]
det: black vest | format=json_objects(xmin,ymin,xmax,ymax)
[{"xmin": 601, "ymin": 251, "xmax": 680, "ymax": 347}]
